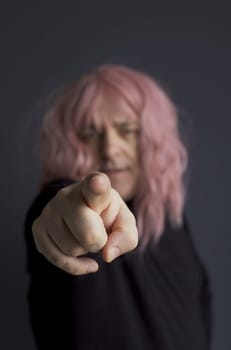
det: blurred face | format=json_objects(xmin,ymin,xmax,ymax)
[{"xmin": 79, "ymin": 98, "xmax": 140, "ymax": 200}]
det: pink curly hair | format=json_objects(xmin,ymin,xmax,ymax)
[{"xmin": 39, "ymin": 64, "xmax": 188, "ymax": 244}]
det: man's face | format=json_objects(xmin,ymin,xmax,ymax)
[{"xmin": 79, "ymin": 98, "xmax": 140, "ymax": 200}]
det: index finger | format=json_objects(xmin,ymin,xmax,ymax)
[{"xmin": 81, "ymin": 172, "xmax": 112, "ymax": 214}]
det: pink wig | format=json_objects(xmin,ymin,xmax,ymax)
[{"xmin": 39, "ymin": 64, "xmax": 188, "ymax": 244}]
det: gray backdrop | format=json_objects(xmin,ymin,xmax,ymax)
[{"xmin": 1, "ymin": 1, "xmax": 230, "ymax": 349}]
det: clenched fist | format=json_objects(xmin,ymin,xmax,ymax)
[{"xmin": 32, "ymin": 172, "xmax": 138, "ymax": 276}]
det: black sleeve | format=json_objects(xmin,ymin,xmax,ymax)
[
  {"xmin": 183, "ymin": 217, "xmax": 213, "ymax": 347},
  {"xmin": 24, "ymin": 179, "xmax": 77, "ymax": 350},
  {"xmin": 200, "ymin": 262, "xmax": 213, "ymax": 347}
]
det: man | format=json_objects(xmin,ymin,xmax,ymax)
[{"xmin": 25, "ymin": 64, "xmax": 211, "ymax": 349}]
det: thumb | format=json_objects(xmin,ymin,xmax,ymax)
[{"xmin": 81, "ymin": 172, "xmax": 112, "ymax": 214}]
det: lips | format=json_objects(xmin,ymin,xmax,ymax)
[{"xmin": 102, "ymin": 168, "xmax": 128, "ymax": 176}]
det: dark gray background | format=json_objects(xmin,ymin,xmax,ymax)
[{"xmin": 1, "ymin": 1, "xmax": 230, "ymax": 349}]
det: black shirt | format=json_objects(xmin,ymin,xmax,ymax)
[{"xmin": 24, "ymin": 180, "xmax": 212, "ymax": 350}]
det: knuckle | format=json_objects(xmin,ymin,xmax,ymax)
[
  {"xmin": 68, "ymin": 265, "xmax": 82, "ymax": 276},
  {"xmin": 55, "ymin": 187, "xmax": 69, "ymax": 201},
  {"xmin": 129, "ymin": 211, "xmax": 137, "ymax": 224},
  {"xmin": 83, "ymin": 232, "xmax": 102, "ymax": 251},
  {"xmin": 132, "ymin": 235, "xmax": 139, "ymax": 249},
  {"xmin": 127, "ymin": 229, "xmax": 138, "ymax": 249},
  {"xmin": 128, "ymin": 236, "xmax": 138, "ymax": 250},
  {"xmin": 64, "ymin": 245, "xmax": 79, "ymax": 256},
  {"xmin": 47, "ymin": 252, "xmax": 57, "ymax": 265},
  {"xmin": 43, "ymin": 195, "xmax": 62, "ymax": 217},
  {"xmin": 32, "ymin": 218, "xmax": 41, "ymax": 235},
  {"xmin": 54, "ymin": 257, "xmax": 81, "ymax": 276},
  {"xmin": 56, "ymin": 187, "xmax": 67, "ymax": 197},
  {"xmin": 56, "ymin": 183, "xmax": 78, "ymax": 203},
  {"xmin": 125, "ymin": 214, "xmax": 138, "ymax": 249},
  {"xmin": 33, "ymin": 237, "xmax": 43, "ymax": 254},
  {"xmin": 49, "ymin": 254, "xmax": 67, "ymax": 269},
  {"xmin": 83, "ymin": 231, "xmax": 97, "ymax": 246},
  {"xmin": 42, "ymin": 203, "xmax": 52, "ymax": 217}
]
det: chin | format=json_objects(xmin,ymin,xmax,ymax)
[{"xmin": 116, "ymin": 186, "xmax": 135, "ymax": 201}]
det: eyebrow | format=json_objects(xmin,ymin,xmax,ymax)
[
  {"xmin": 80, "ymin": 120, "xmax": 139, "ymax": 131},
  {"xmin": 113, "ymin": 121, "xmax": 139, "ymax": 127}
]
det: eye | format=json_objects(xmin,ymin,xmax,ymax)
[
  {"xmin": 121, "ymin": 127, "xmax": 134, "ymax": 133},
  {"xmin": 118, "ymin": 125, "xmax": 139, "ymax": 136},
  {"xmin": 79, "ymin": 127, "xmax": 100, "ymax": 141}
]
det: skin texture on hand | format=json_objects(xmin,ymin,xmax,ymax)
[{"xmin": 32, "ymin": 172, "xmax": 138, "ymax": 276}]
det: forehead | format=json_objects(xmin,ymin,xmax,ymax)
[
  {"xmin": 98, "ymin": 95, "xmax": 138, "ymax": 123},
  {"xmin": 80, "ymin": 88, "xmax": 139, "ymax": 129}
]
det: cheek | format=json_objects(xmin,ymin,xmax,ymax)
[
  {"xmin": 116, "ymin": 171, "xmax": 139, "ymax": 200},
  {"xmin": 84, "ymin": 144, "xmax": 100, "ymax": 171},
  {"xmin": 127, "ymin": 141, "xmax": 139, "ymax": 163}
]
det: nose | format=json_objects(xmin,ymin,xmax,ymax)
[{"xmin": 100, "ymin": 128, "xmax": 121, "ymax": 160}]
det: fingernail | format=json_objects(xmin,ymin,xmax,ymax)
[
  {"xmin": 108, "ymin": 246, "xmax": 121, "ymax": 262},
  {"xmin": 87, "ymin": 264, "xmax": 98, "ymax": 273}
]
